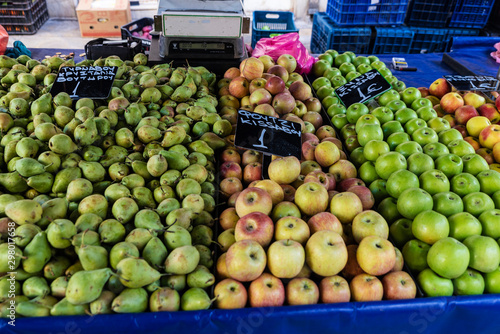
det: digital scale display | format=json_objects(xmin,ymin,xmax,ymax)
[{"xmin": 179, "ymin": 42, "xmax": 225, "ymax": 50}]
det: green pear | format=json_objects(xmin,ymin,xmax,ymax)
[
  {"xmin": 16, "ymin": 300, "xmax": 51, "ymax": 317},
  {"xmin": 159, "ymin": 150, "xmax": 190, "ymax": 171},
  {"xmin": 13, "ymin": 223, "xmax": 41, "ymax": 247},
  {"xmin": 142, "ymin": 236, "xmax": 168, "ymax": 270},
  {"xmin": 46, "ymin": 219, "xmax": 76, "ymax": 249},
  {"xmin": 78, "ymin": 244, "xmax": 109, "ymax": 270},
  {"xmin": 112, "ymin": 197, "xmax": 139, "ymax": 224},
  {"xmin": 22, "ymin": 231, "xmax": 51, "ymax": 273},
  {"xmin": 75, "ymin": 213, "xmax": 102, "ymax": 232},
  {"xmin": 106, "ymin": 275, "xmax": 125, "ymax": 295},
  {"xmin": 61, "ymin": 152, "xmax": 82, "ymax": 169},
  {"xmin": 112, "ymin": 287, "xmax": 148, "ymax": 313},
  {"xmin": 134, "ymin": 209, "xmax": 163, "ymax": 230},
  {"xmin": 131, "ymin": 186, "xmax": 156, "ymax": 209},
  {"xmin": 22, "ymin": 276, "xmax": 50, "ymax": 298},
  {"xmin": 71, "ymin": 230, "xmax": 100, "ymax": 249},
  {"xmin": 66, "ymin": 268, "xmax": 113, "ymax": 304},
  {"xmin": 100, "ymin": 145, "xmax": 129, "ymax": 168},
  {"xmin": 160, "ymin": 125, "xmax": 186, "ymax": 148},
  {"xmin": 109, "ymin": 241, "xmax": 140, "ymax": 269},
  {"xmin": 43, "ymin": 256, "xmax": 72, "ymax": 281},
  {"xmin": 52, "ymin": 167, "xmax": 82, "ymax": 194},
  {"xmin": 38, "ymin": 198, "xmax": 68, "ymax": 228},
  {"xmin": 50, "ymin": 297, "xmax": 89, "ymax": 316},
  {"xmin": 34, "ymin": 122, "xmax": 61, "ymax": 142},
  {"xmin": 48, "ymin": 134, "xmax": 78, "ymax": 155},
  {"xmin": 78, "ymin": 161, "xmax": 106, "ymax": 182},
  {"xmin": 153, "ymin": 185, "xmax": 176, "ymax": 203},
  {"xmin": 0, "ymin": 171, "xmax": 29, "ymax": 193},
  {"xmin": 15, "ymin": 157, "xmax": 45, "ymax": 177},
  {"xmin": 166, "ymin": 208, "xmax": 194, "ymax": 230},
  {"xmin": 124, "ymin": 228, "xmax": 155, "ymax": 251},
  {"xmin": 50, "ymin": 276, "xmax": 68, "ymax": 298},
  {"xmin": 164, "ymin": 245, "xmax": 199, "ymax": 275},
  {"xmin": 186, "ymin": 265, "xmax": 215, "ymax": 289},
  {"xmin": 156, "ymin": 198, "xmax": 181, "ymax": 218},
  {"xmin": 182, "ymin": 164, "xmax": 208, "ymax": 184},
  {"xmin": 5, "ymin": 199, "xmax": 43, "ymax": 225},
  {"xmin": 30, "ymin": 93, "xmax": 52, "ymax": 116},
  {"xmin": 147, "ymin": 154, "xmax": 168, "ymax": 177},
  {"xmin": 116, "ymin": 257, "xmax": 162, "ymax": 288},
  {"xmin": 180, "ymin": 287, "xmax": 212, "ymax": 311},
  {"xmin": 0, "ymin": 243, "xmax": 22, "ymax": 272},
  {"xmin": 54, "ymin": 106, "xmax": 75, "ymax": 128},
  {"xmin": 195, "ymin": 244, "xmax": 213, "ymax": 268},
  {"xmin": 99, "ymin": 219, "xmax": 126, "ymax": 244},
  {"xmin": 149, "ymin": 287, "xmax": 180, "ymax": 312},
  {"xmin": 190, "ymin": 225, "xmax": 213, "ymax": 247},
  {"xmin": 90, "ymin": 290, "xmax": 115, "ymax": 315},
  {"xmin": 66, "ymin": 178, "xmax": 93, "ymax": 202},
  {"xmin": 82, "ymin": 145, "xmax": 103, "ymax": 162},
  {"xmin": 104, "ymin": 183, "xmax": 131, "ymax": 203},
  {"xmin": 78, "ymin": 194, "xmax": 108, "ymax": 219},
  {"xmin": 164, "ymin": 225, "xmax": 192, "ymax": 250}
]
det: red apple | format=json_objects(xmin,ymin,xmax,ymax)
[
  {"xmin": 478, "ymin": 103, "xmax": 500, "ymax": 123},
  {"xmin": 249, "ymin": 77, "xmax": 267, "ymax": 94},
  {"xmin": 304, "ymin": 170, "xmax": 330, "ymax": 190},
  {"xmin": 267, "ymin": 65, "xmax": 289, "ymax": 82},
  {"xmin": 275, "ymin": 216, "xmax": 310, "ymax": 244},
  {"xmin": 226, "ymin": 239, "xmax": 267, "ymax": 282},
  {"xmin": 307, "ymin": 211, "xmax": 343, "ymax": 234},
  {"xmin": 253, "ymin": 179, "xmax": 284, "ymax": 206},
  {"xmin": 328, "ymin": 159, "xmax": 357, "ymax": 183},
  {"xmin": 272, "ymin": 92, "xmax": 296, "ymax": 115},
  {"xmin": 267, "ymin": 155, "xmax": 301, "ymax": 185},
  {"xmin": 356, "ymin": 236, "xmax": 396, "ymax": 276},
  {"xmin": 303, "ymin": 111, "xmax": 323, "ymax": 130},
  {"xmin": 338, "ymin": 178, "xmax": 365, "ymax": 192},
  {"xmin": 219, "ymin": 94, "xmax": 240, "ymax": 109},
  {"xmin": 381, "ymin": 271, "xmax": 417, "ymax": 300},
  {"xmin": 294, "ymin": 182, "xmax": 329, "ymax": 216},
  {"xmin": 455, "ymin": 105, "xmax": 479, "ymax": 125},
  {"xmin": 234, "ymin": 211, "xmax": 274, "ymax": 247},
  {"xmin": 302, "ymin": 132, "xmax": 320, "ymax": 144},
  {"xmin": 227, "ymin": 191, "xmax": 241, "ymax": 207},
  {"xmin": 281, "ymin": 184, "xmax": 296, "ymax": 202},
  {"xmin": 234, "ymin": 186, "xmax": 273, "ymax": 217},
  {"xmin": 228, "ymin": 76, "xmax": 249, "ymax": 99},
  {"xmin": 243, "ymin": 162, "xmax": 262, "ymax": 184},
  {"xmin": 240, "ymin": 57, "xmax": 264, "ymax": 81},
  {"xmin": 216, "ymin": 252, "xmax": 229, "ymax": 280},
  {"xmin": 219, "ymin": 207, "xmax": 239, "ymax": 230},
  {"xmin": 342, "ymin": 244, "xmax": 365, "ymax": 280},
  {"xmin": 253, "ymin": 103, "xmax": 276, "ymax": 116},
  {"xmin": 428, "ymin": 78, "xmax": 452, "ymax": 99},
  {"xmin": 315, "ymin": 125, "xmax": 337, "ymax": 141},
  {"xmin": 440, "ymin": 92, "xmax": 464, "ymax": 114},
  {"xmin": 264, "ymin": 75, "xmax": 286, "ymax": 95},
  {"xmin": 418, "ymin": 87, "xmax": 430, "ymax": 98},
  {"xmin": 214, "ymin": 278, "xmax": 248, "ymax": 309},
  {"xmin": 224, "ymin": 67, "xmax": 241, "ymax": 79},
  {"xmin": 463, "ymin": 91, "xmax": 486, "ymax": 109},
  {"xmin": 305, "ymin": 230, "xmax": 348, "ymax": 277},
  {"xmin": 476, "ymin": 147, "xmax": 495, "ymax": 165},
  {"xmin": 289, "ymin": 81, "xmax": 313, "ymax": 101},
  {"xmin": 292, "ymin": 100, "xmax": 308, "ymax": 118},
  {"xmin": 219, "ymin": 177, "xmax": 243, "ymax": 199},
  {"xmin": 286, "ymin": 278, "xmax": 319, "ymax": 306},
  {"xmin": 241, "ymin": 150, "xmax": 262, "ymax": 166},
  {"xmin": 220, "ymin": 161, "xmax": 243, "ymax": 180},
  {"xmin": 350, "ymin": 274, "xmax": 383, "ymax": 302},
  {"xmin": 277, "ymin": 54, "xmax": 298, "ymax": 74},
  {"xmin": 249, "ymin": 88, "xmax": 273, "ymax": 106},
  {"xmin": 479, "ymin": 124, "xmax": 500, "ymax": 149},
  {"xmin": 248, "ymin": 273, "xmax": 285, "ymax": 307},
  {"xmin": 320, "ymin": 275, "xmax": 351, "ymax": 303},
  {"xmin": 302, "ymin": 140, "xmax": 318, "ymax": 161},
  {"xmin": 304, "ymin": 97, "xmax": 322, "ymax": 113},
  {"xmin": 258, "ymin": 55, "xmax": 275, "ymax": 72},
  {"xmin": 346, "ymin": 185, "xmax": 375, "ymax": 210},
  {"xmin": 220, "ymin": 148, "xmax": 241, "ymax": 164}
]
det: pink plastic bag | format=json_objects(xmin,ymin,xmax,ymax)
[
  {"xmin": 251, "ymin": 32, "xmax": 316, "ymax": 75},
  {"xmin": 491, "ymin": 42, "xmax": 500, "ymax": 63}
]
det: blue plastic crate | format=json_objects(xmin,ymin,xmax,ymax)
[
  {"xmin": 325, "ymin": 0, "xmax": 409, "ymax": 26},
  {"xmin": 449, "ymin": 0, "xmax": 494, "ymax": 28},
  {"xmin": 0, "ymin": 0, "xmax": 48, "ymax": 35},
  {"xmin": 438, "ymin": 27, "xmax": 480, "ymax": 52},
  {"xmin": 251, "ymin": 11, "xmax": 299, "ymax": 48},
  {"xmin": 408, "ymin": 27, "xmax": 447, "ymax": 53},
  {"xmin": 311, "ymin": 13, "xmax": 372, "ymax": 54},
  {"xmin": 405, "ymin": 0, "xmax": 454, "ymax": 27},
  {"xmin": 372, "ymin": 26, "xmax": 414, "ymax": 54}
]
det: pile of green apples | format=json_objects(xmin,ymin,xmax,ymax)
[
  {"xmin": 312, "ymin": 50, "xmax": 500, "ymax": 297},
  {"xmin": 0, "ymin": 52, "xmax": 228, "ymax": 317}
]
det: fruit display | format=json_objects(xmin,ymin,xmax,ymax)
[
  {"xmin": 0, "ymin": 53, "xmax": 228, "ymax": 316},
  {"xmin": 213, "ymin": 54, "xmax": 417, "ymax": 309},
  {"xmin": 312, "ymin": 49, "xmax": 500, "ymax": 297}
]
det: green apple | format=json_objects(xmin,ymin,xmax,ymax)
[
  {"xmin": 400, "ymin": 87, "xmax": 422, "ymax": 106},
  {"xmin": 395, "ymin": 108, "xmax": 418, "ymax": 125},
  {"xmin": 416, "ymin": 106, "xmax": 438, "ymax": 121},
  {"xmin": 350, "ymin": 147, "xmax": 368, "ymax": 168},
  {"xmin": 377, "ymin": 197, "xmax": 402, "ymax": 224},
  {"xmin": 422, "ymin": 142, "xmax": 449, "ymax": 160},
  {"xmin": 395, "ymin": 141, "xmax": 423, "ymax": 159},
  {"xmin": 402, "ymin": 239, "xmax": 431, "ymax": 273},
  {"xmin": 386, "ymin": 169, "xmax": 419, "ymax": 199},
  {"xmin": 463, "ymin": 192, "xmax": 495, "ymax": 217},
  {"xmin": 312, "ymin": 59, "xmax": 331, "ymax": 77},
  {"xmin": 312, "ymin": 77, "xmax": 331, "ymax": 91},
  {"xmin": 453, "ymin": 268, "xmax": 485, "ymax": 295},
  {"xmin": 392, "ymin": 79, "xmax": 407, "ymax": 92},
  {"xmin": 419, "ymin": 169, "xmax": 450, "ymax": 196},
  {"xmin": 339, "ymin": 62, "xmax": 356, "ymax": 77},
  {"xmin": 370, "ymin": 59, "xmax": 385, "ymax": 69},
  {"xmin": 363, "ymin": 140, "xmax": 390, "ymax": 162},
  {"xmin": 322, "ymin": 96, "xmax": 340, "ymax": 110},
  {"xmin": 447, "ymin": 140, "xmax": 475, "ymax": 157},
  {"xmin": 371, "ymin": 106, "xmax": 394, "ymax": 124},
  {"xmin": 463, "ymin": 235, "xmax": 500, "ymax": 273},
  {"xmin": 323, "ymin": 67, "xmax": 342, "ymax": 82},
  {"xmin": 316, "ymin": 86, "xmax": 336, "ymax": 101},
  {"xmin": 390, "ymin": 218, "xmax": 413, "ymax": 248},
  {"xmin": 476, "ymin": 170, "xmax": 500, "ymax": 195},
  {"xmin": 369, "ymin": 179, "xmax": 389, "ymax": 205},
  {"xmin": 374, "ymin": 151, "xmax": 407, "ymax": 180},
  {"xmin": 345, "ymin": 71, "xmax": 362, "ymax": 82},
  {"xmin": 356, "ymin": 64, "xmax": 372, "ymax": 75},
  {"xmin": 344, "ymin": 135, "xmax": 360, "ymax": 152},
  {"xmin": 462, "ymin": 154, "xmax": 489, "ymax": 176},
  {"xmin": 438, "ymin": 128, "xmax": 463, "ymax": 146},
  {"xmin": 358, "ymin": 161, "xmax": 379, "ymax": 185},
  {"xmin": 355, "ymin": 114, "xmax": 380, "ymax": 133},
  {"xmin": 318, "ymin": 53, "xmax": 334, "ymax": 66},
  {"xmin": 448, "ymin": 212, "xmax": 482, "ymax": 241},
  {"xmin": 418, "ymin": 268, "xmax": 453, "ymax": 297},
  {"xmin": 397, "ymin": 187, "xmax": 434, "ymax": 220},
  {"xmin": 427, "ymin": 117, "xmax": 451, "ymax": 133},
  {"xmin": 325, "ymin": 49, "xmax": 339, "ymax": 59},
  {"xmin": 479, "ymin": 209, "xmax": 500, "ymax": 239},
  {"xmin": 377, "ymin": 66, "xmax": 393, "ymax": 78},
  {"xmin": 340, "ymin": 123, "xmax": 357, "ymax": 140},
  {"xmin": 377, "ymin": 89, "xmax": 401, "ymax": 106},
  {"xmin": 450, "ymin": 172, "xmax": 481, "ymax": 197},
  {"xmin": 484, "ymin": 266, "xmax": 500, "ymax": 293},
  {"xmin": 382, "ymin": 121, "xmax": 405, "ymax": 140},
  {"xmin": 352, "ymin": 56, "xmax": 370, "ymax": 67},
  {"xmin": 386, "ymin": 99, "xmax": 407, "ymax": 112},
  {"xmin": 404, "ymin": 118, "xmax": 427, "ymax": 135},
  {"xmin": 334, "ymin": 53, "xmax": 351, "ymax": 67},
  {"xmin": 411, "ymin": 97, "xmax": 433, "ymax": 111},
  {"xmin": 357, "ymin": 124, "xmax": 383, "ymax": 147},
  {"xmin": 432, "ymin": 191, "xmax": 463, "ymax": 217},
  {"xmin": 407, "ymin": 152, "xmax": 435, "ymax": 176},
  {"xmin": 331, "ymin": 75, "xmax": 347, "ymax": 88},
  {"xmin": 427, "ymin": 237, "xmax": 469, "ymax": 278},
  {"xmin": 344, "ymin": 51, "xmax": 356, "ymax": 62},
  {"xmin": 412, "ymin": 210, "xmax": 450, "ymax": 245},
  {"xmin": 412, "ymin": 127, "xmax": 439, "ymax": 146},
  {"xmin": 493, "ymin": 190, "xmax": 500, "ymax": 209},
  {"xmin": 346, "ymin": 103, "xmax": 370, "ymax": 124},
  {"xmin": 327, "ymin": 103, "xmax": 346, "ymax": 118},
  {"xmin": 331, "ymin": 113, "xmax": 349, "ymax": 130},
  {"xmin": 435, "ymin": 153, "xmax": 463, "ymax": 179}
]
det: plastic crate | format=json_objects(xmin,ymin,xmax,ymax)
[
  {"xmin": 405, "ymin": 0, "xmax": 454, "ymax": 27},
  {"xmin": 449, "ymin": 0, "xmax": 494, "ymax": 28},
  {"xmin": 311, "ymin": 12, "xmax": 372, "ymax": 54},
  {"xmin": 408, "ymin": 27, "xmax": 447, "ymax": 53},
  {"xmin": 326, "ymin": 0, "xmax": 409, "ymax": 26},
  {"xmin": 251, "ymin": 11, "xmax": 299, "ymax": 48},
  {"xmin": 121, "ymin": 17, "xmax": 154, "ymax": 51},
  {"xmin": 438, "ymin": 27, "xmax": 480, "ymax": 52},
  {"xmin": 372, "ymin": 26, "xmax": 414, "ymax": 54},
  {"xmin": 0, "ymin": 0, "xmax": 48, "ymax": 35}
]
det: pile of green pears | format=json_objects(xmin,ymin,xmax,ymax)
[{"xmin": 0, "ymin": 52, "xmax": 231, "ymax": 316}]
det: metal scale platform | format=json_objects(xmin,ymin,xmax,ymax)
[{"xmin": 149, "ymin": 0, "xmax": 250, "ymax": 75}]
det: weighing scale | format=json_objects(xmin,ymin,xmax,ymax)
[{"xmin": 148, "ymin": 0, "xmax": 250, "ymax": 74}]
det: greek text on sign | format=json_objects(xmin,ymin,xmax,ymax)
[
  {"xmin": 443, "ymin": 75, "xmax": 499, "ymax": 91},
  {"xmin": 335, "ymin": 69, "xmax": 392, "ymax": 107},
  {"xmin": 234, "ymin": 109, "xmax": 302, "ymax": 159},
  {"xmin": 50, "ymin": 66, "xmax": 118, "ymax": 100}
]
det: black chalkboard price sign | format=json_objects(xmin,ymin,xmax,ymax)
[
  {"xmin": 443, "ymin": 75, "xmax": 499, "ymax": 92},
  {"xmin": 234, "ymin": 109, "xmax": 302, "ymax": 159},
  {"xmin": 50, "ymin": 66, "xmax": 118, "ymax": 99},
  {"xmin": 335, "ymin": 69, "xmax": 392, "ymax": 107}
]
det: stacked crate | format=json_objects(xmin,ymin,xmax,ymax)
[{"xmin": 0, "ymin": 0, "xmax": 49, "ymax": 35}]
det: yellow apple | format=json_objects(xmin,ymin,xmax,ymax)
[
  {"xmin": 466, "ymin": 116, "xmax": 491, "ymax": 138},
  {"xmin": 479, "ymin": 124, "xmax": 500, "ymax": 149}
]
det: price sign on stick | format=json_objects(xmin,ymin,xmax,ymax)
[
  {"xmin": 50, "ymin": 66, "xmax": 118, "ymax": 100},
  {"xmin": 335, "ymin": 69, "xmax": 392, "ymax": 107},
  {"xmin": 444, "ymin": 75, "xmax": 499, "ymax": 92},
  {"xmin": 235, "ymin": 110, "xmax": 302, "ymax": 178}
]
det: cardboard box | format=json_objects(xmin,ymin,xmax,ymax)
[{"xmin": 77, "ymin": 0, "xmax": 132, "ymax": 37}]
